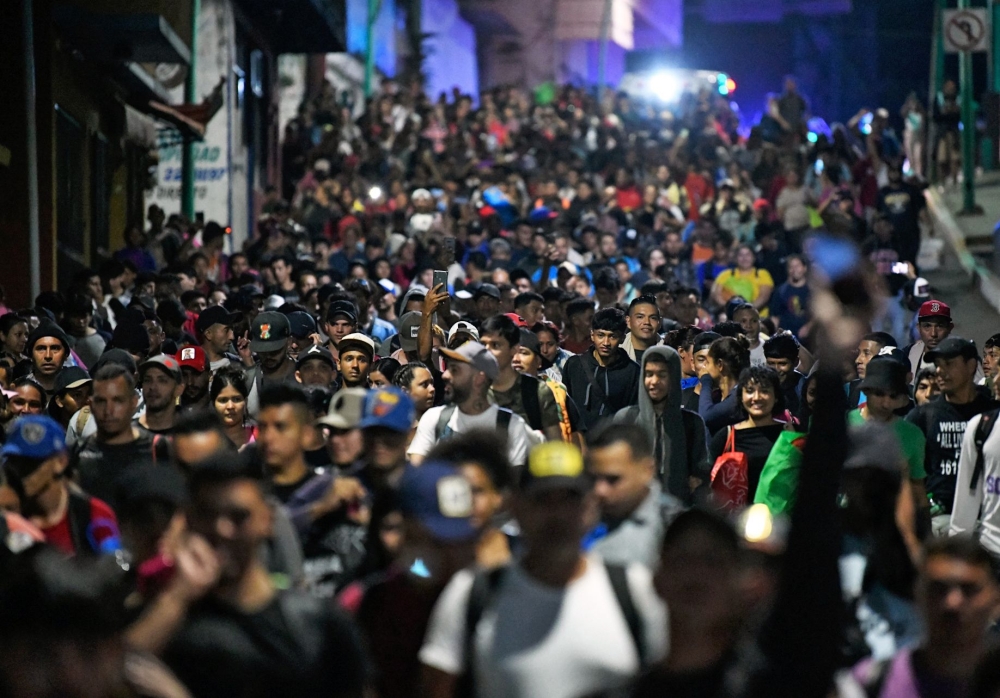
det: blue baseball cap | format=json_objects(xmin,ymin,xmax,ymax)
[
  {"xmin": 399, "ymin": 462, "xmax": 477, "ymax": 542},
  {"xmin": 359, "ymin": 387, "xmax": 415, "ymax": 433},
  {"xmin": 2, "ymin": 415, "xmax": 67, "ymax": 460}
]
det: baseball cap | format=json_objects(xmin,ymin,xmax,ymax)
[
  {"xmin": 53, "ymin": 366, "xmax": 92, "ymax": 395},
  {"xmin": 859, "ymin": 356, "xmax": 909, "ymax": 395},
  {"xmin": 92, "ymin": 348, "xmax": 137, "ymax": 375},
  {"xmin": 2, "ymin": 415, "xmax": 67, "ymax": 461},
  {"xmin": 925, "ymin": 336, "xmax": 978, "ymax": 362},
  {"xmin": 140, "ymin": 354, "xmax": 182, "ymax": 382},
  {"xmin": 176, "ymin": 345, "xmax": 208, "ymax": 372},
  {"xmin": 339, "ymin": 333, "xmax": 376, "ymax": 361},
  {"xmin": 195, "ymin": 305, "xmax": 242, "ymax": 334},
  {"xmin": 447, "ymin": 321, "xmax": 480, "ymax": 345},
  {"xmin": 398, "ymin": 312, "xmax": 422, "ymax": 353},
  {"xmin": 250, "ymin": 311, "xmax": 291, "ymax": 352},
  {"xmin": 504, "ymin": 313, "xmax": 528, "ymax": 328},
  {"xmin": 287, "ymin": 311, "xmax": 317, "ymax": 339},
  {"xmin": 474, "ymin": 283, "xmax": 500, "ymax": 301},
  {"xmin": 411, "ymin": 188, "xmax": 433, "ymax": 201},
  {"xmin": 327, "ymin": 300, "xmax": 359, "ymax": 324},
  {"xmin": 316, "ymin": 387, "xmax": 368, "ymax": 429},
  {"xmin": 918, "ymin": 299, "xmax": 952, "ymax": 322},
  {"xmin": 440, "ymin": 341, "xmax": 499, "ymax": 380},
  {"xmin": 520, "ymin": 441, "xmax": 591, "ymax": 494},
  {"xmin": 264, "ymin": 295, "xmax": 285, "ymax": 310},
  {"xmin": 296, "ymin": 344, "xmax": 335, "ymax": 370},
  {"xmin": 359, "ymin": 387, "xmax": 415, "ymax": 433},
  {"xmin": 398, "ymin": 462, "xmax": 477, "ymax": 542},
  {"xmin": 517, "ymin": 329, "xmax": 551, "ymax": 369}
]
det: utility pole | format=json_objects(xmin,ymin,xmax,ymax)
[
  {"xmin": 958, "ymin": 0, "xmax": 979, "ymax": 213},
  {"xmin": 597, "ymin": 0, "xmax": 613, "ymax": 100},
  {"xmin": 181, "ymin": 0, "xmax": 201, "ymax": 221},
  {"xmin": 364, "ymin": 0, "xmax": 380, "ymax": 98}
]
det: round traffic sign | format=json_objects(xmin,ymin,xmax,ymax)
[{"xmin": 946, "ymin": 10, "xmax": 986, "ymax": 52}]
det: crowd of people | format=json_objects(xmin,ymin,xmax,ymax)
[{"xmin": 0, "ymin": 75, "xmax": 998, "ymax": 698}]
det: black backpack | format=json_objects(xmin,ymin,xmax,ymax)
[
  {"xmin": 455, "ymin": 562, "xmax": 646, "ymax": 698},
  {"xmin": 435, "ymin": 406, "xmax": 513, "ymax": 440}
]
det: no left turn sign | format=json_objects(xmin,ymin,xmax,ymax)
[{"xmin": 944, "ymin": 8, "xmax": 990, "ymax": 53}]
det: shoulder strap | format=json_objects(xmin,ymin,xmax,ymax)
[
  {"xmin": 496, "ymin": 407, "xmax": 512, "ymax": 432},
  {"xmin": 971, "ymin": 409, "xmax": 1000, "ymax": 491},
  {"xmin": 460, "ymin": 567, "xmax": 509, "ymax": 698},
  {"xmin": 435, "ymin": 405, "xmax": 458, "ymax": 440},
  {"xmin": 75, "ymin": 406, "xmax": 91, "ymax": 435},
  {"xmin": 725, "ymin": 425, "xmax": 736, "ymax": 453},
  {"xmin": 520, "ymin": 375, "xmax": 543, "ymax": 431},
  {"xmin": 605, "ymin": 562, "xmax": 646, "ymax": 668}
]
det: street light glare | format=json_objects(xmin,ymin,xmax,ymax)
[{"xmin": 649, "ymin": 72, "xmax": 683, "ymax": 103}]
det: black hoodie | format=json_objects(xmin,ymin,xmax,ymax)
[{"xmin": 562, "ymin": 346, "xmax": 640, "ymax": 429}]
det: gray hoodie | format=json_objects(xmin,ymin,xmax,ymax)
[{"xmin": 615, "ymin": 345, "xmax": 710, "ymax": 502}]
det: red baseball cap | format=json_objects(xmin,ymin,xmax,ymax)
[
  {"xmin": 504, "ymin": 313, "xmax": 528, "ymax": 328},
  {"xmin": 917, "ymin": 300, "xmax": 952, "ymax": 321},
  {"xmin": 176, "ymin": 345, "xmax": 208, "ymax": 372}
]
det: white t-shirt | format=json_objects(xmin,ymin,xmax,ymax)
[
  {"xmin": 408, "ymin": 405, "xmax": 532, "ymax": 467},
  {"xmin": 419, "ymin": 555, "xmax": 668, "ymax": 698}
]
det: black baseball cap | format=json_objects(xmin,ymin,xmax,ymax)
[
  {"xmin": 287, "ymin": 311, "xmax": 318, "ymax": 339},
  {"xmin": 250, "ymin": 312, "xmax": 291, "ymax": 352},
  {"xmin": 295, "ymin": 344, "xmax": 335, "ymax": 370},
  {"xmin": 474, "ymin": 283, "xmax": 500, "ymax": 300},
  {"xmin": 327, "ymin": 300, "xmax": 358, "ymax": 324},
  {"xmin": 925, "ymin": 337, "xmax": 978, "ymax": 362},
  {"xmin": 195, "ymin": 305, "xmax": 242, "ymax": 334},
  {"xmin": 53, "ymin": 366, "xmax": 92, "ymax": 395}
]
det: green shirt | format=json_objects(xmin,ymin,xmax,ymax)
[{"xmin": 847, "ymin": 409, "xmax": 927, "ymax": 480}]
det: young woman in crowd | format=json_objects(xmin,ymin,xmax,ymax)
[{"xmin": 210, "ymin": 367, "xmax": 255, "ymax": 448}]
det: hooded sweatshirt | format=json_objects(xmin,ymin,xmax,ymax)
[
  {"xmin": 614, "ymin": 346, "xmax": 710, "ymax": 502},
  {"xmin": 562, "ymin": 346, "xmax": 640, "ymax": 429}
]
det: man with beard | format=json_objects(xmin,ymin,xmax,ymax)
[
  {"xmin": 246, "ymin": 311, "xmax": 297, "ymax": 418},
  {"xmin": 136, "ymin": 354, "xmax": 184, "ymax": 434},
  {"xmin": 176, "ymin": 345, "xmax": 211, "ymax": 410},
  {"xmin": 70, "ymin": 363, "xmax": 157, "ymax": 508},
  {"xmin": 162, "ymin": 451, "xmax": 367, "ymax": 698},
  {"xmin": 2, "ymin": 415, "xmax": 120, "ymax": 555},
  {"xmin": 408, "ymin": 342, "xmax": 532, "ymax": 467}
]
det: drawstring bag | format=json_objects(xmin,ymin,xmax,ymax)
[{"xmin": 710, "ymin": 426, "xmax": 749, "ymax": 512}]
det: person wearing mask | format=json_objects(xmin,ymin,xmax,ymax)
[
  {"xmin": 408, "ymin": 342, "xmax": 532, "ymax": 468},
  {"xmin": 26, "ymin": 322, "xmax": 71, "ymax": 395},
  {"xmin": 2, "ymin": 415, "xmax": 120, "ymax": 556},
  {"xmin": 698, "ymin": 336, "xmax": 751, "ymax": 435},
  {"xmin": 197, "ymin": 304, "xmax": 242, "ymax": 372},
  {"xmin": 296, "ymin": 343, "xmax": 338, "ymax": 389},
  {"xmin": 135, "ymin": 355, "xmax": 184, "ymax": 435},
  {"xmin": 585, "ymin": 423, "xmax": 685, "ymax": 569},
  {"xmin": 356, "ymin": 461, "xmax": 480, "ymax": 698},
  {"xmin": 562, "ymin": 307, "xmax": 641, "ymax": 429},
  {"xmin": 622, "ymin": 296, "xmax": 662, "ymax": 364},
  {"xmin": 614, "ymin": 346, "xmax": 710, "ymax": 503},
  {"xmin": 70, "ymin": 363, "xmax": 157, "ymax": 508},
  {"xmin": 480, "ymin": 315, "xmax": 563, "ymax": 442},
  {"xmin": 161, "ymin": 451, "xmax": 367, "ymax": 698},
  {"xmin": 176, "ymin": 345, "xmax": 212, "ymax": 411},
  {"xmin": 337, "ymin": 333, "xmax": 376, "ymax": 390},
  {"xmin": 708, "ymin": 366, "xmax": 786, "ymax": 502},
  {"xmin": 907, "ymin": 337, "xmax": 998, "ymax": 533},
  {"xmin": 419, "ymin": 441, "xmax": 667, "ymax": 698},
  {"xmin": 847, "ymin": 537, "xmax": 1000, "ymax": 697},
  {"xmin": 762, "ymin": 333, "xmax": 805, "ymax": 420}
]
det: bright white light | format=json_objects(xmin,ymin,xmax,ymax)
[
  {"xmin": 369, "ymin": 186, "xmax": 383, "ymax": 200},
  {"xmin": 649, "ymin": 72, "xmax": 683, "ymax": 103}
]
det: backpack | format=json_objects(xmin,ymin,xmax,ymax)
[
  {"xmin": 435, "ymin": 405, "xmax": 512, "ymax": 441},
  {"xmin": 970, "ymin": 408, "xmax": 1000, "ymax": 491},
  {"xmin": 710, "ymin": 426, "xmax": 749, "ymax": 512},
  {"xmin": 457, "ymin": 561, "xmax": 646, "ymax": 698}
]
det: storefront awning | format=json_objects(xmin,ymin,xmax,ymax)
[
  {"xmin": 234, "ymin": 0, "xmax": 346, "ymax": 53},
  {"xmin": 53, "ymin": 6, "xmax": 190, "ymax": 65}
]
